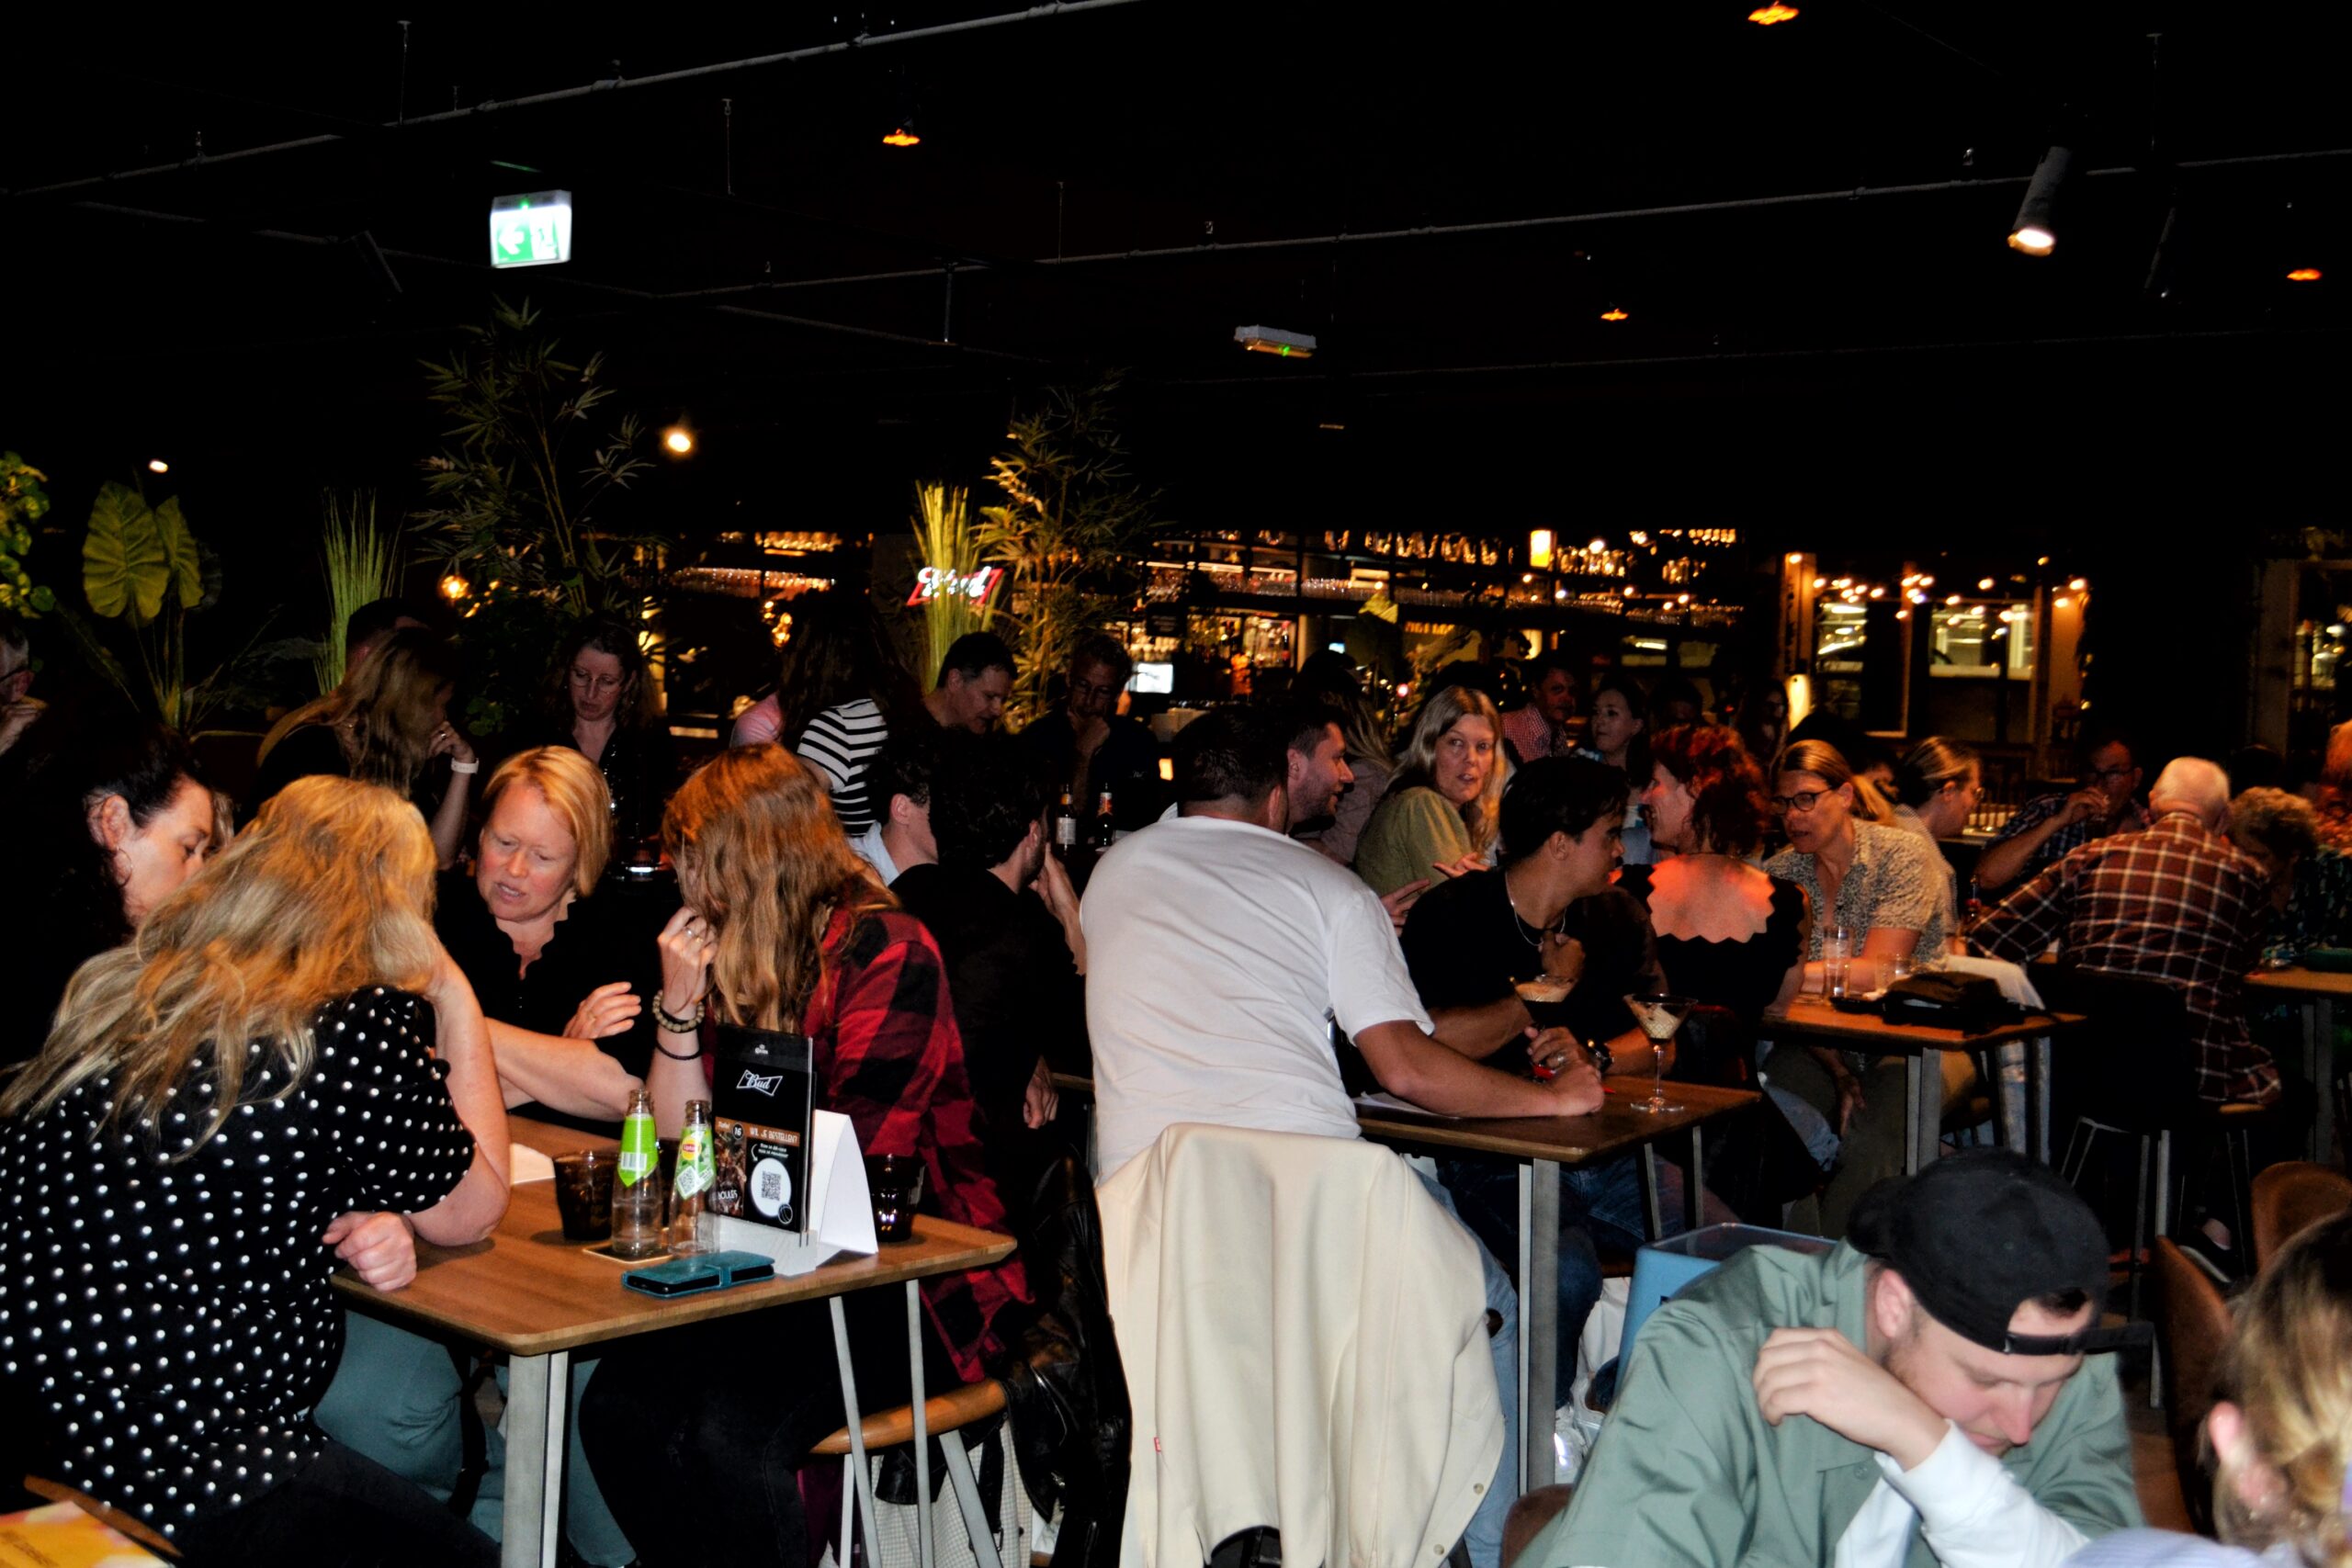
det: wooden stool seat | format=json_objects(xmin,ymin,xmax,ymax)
[
  {"xmin": 21, "ymin": 1474, "xmax": 179, "ymax": 1558},
  {"xmin": 812, "ymin": 1379, "xmax": 1008, "ymax": 1456}
]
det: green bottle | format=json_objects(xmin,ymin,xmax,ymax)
[{"xmin": 612, "ymin": 1088, "xmax": 663, "ymax": 1258}]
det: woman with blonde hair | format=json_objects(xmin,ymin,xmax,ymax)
[
  {"xmin": 0, "ymin": 774, "xmax": 508, "ymax": 1564},
  {"xmin": 1762, "ymin": 738, "xmax": 1952, "ymax": 1235},
  {"xmin": 2067, "ymin": 1207, "xmax": 2352, "ymax": 1566},
  {"xmin": 254, "ymin": 626, "xmax": 480, "ymax": 865},
  {"xmin": 579, "ymin": 745, "xmax": 1029, "ymax": 1565},
  {"xmin": 1354, "ymin": 679, "xmax": 1508, "ymax": 897}
]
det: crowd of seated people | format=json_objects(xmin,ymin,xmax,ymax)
[{"xmin": 17, "ymin": 582, "xmax": 2352, "ymax": 1568}]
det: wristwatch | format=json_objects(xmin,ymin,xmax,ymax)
[{"xmin": 1586, "ymin": 1041, "xmax": 1614, "ymax": 1078}]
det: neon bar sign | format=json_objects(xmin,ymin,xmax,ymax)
[{"xmin": 907, "ymin": 565, "xmax": 1001, "ymax": 605}]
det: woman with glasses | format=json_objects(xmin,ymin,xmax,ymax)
[
  {"xmin": 1760, "ymin": 739, "xmax": 1952, "ymax": 1235},
  {"xmin": 1891, "ymin": 736, "xmax": 1982, "ymax": 945},
  {"xmin": 536, "ymin": 615, "xmax": 677, "ymax": 861}
]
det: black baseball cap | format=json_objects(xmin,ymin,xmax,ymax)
[{"xmin": 1849, "ymin": 1148, "xmax": 2143, "ymax": 1356}]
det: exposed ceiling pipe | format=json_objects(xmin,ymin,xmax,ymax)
[
  {"xmin": 6, "ymin": 0, "xmax": 1146, "ymax": 200},
  {"xmin": 670, "ymin": 144, "xmax": 2352, "ymax": 296}
]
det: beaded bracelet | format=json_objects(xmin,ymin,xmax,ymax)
[{"xmin": 651, "ymin": 993, "xmax": 706, "ymax": 1034}]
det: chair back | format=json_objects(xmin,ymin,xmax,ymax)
[
  {"xmin": 2252, "ymin": 1161, "xmax": 2352, "ymax": 1274},
  {"xmin": 2039, "ymin": 964, "xmax": 2199, "ymax": 1130},
  {"xmin": 2151, "ymin": 1238, "xmax": 2231, "ymax": 1537}
]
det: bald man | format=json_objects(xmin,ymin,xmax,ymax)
[{"xmin": 1973, "ymin": 756, "xmax": 2278, "ymax": 1107}]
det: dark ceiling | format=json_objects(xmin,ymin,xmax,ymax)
[{"xmin": 8, "ymin": 3, "xmax": 2351, "ymax": 550}]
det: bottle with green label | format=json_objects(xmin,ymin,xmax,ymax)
[
  {"xmin": 612, "ymin": 1088, "xmax": 664, "ymax": 1258},
  {"xmin": 673, "ymin": 1100, "xmax": 718, "ymax": 1255}
]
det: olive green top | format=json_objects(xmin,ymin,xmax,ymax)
[{"xmin": 1352, "ymin": 784, "xmax": 1478, "ymax": 897}]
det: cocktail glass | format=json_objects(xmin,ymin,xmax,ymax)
[{"xmin": 1622, "ymin": 994, "xmax": 1693, "ymax": 1115}]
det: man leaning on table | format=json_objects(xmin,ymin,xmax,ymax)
[
  {"xmin": 1516, "ymin": 1149, "xmax": 2141, "ymax": 1568},
  {"xmin": 1083, "ymin": 703, "xmax": 1604, "ymax": 1568}
]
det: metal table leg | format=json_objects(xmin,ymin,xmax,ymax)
[
  {"xmin": 503, "ymin": 1348, "xmax": 570, "ymax": 1568},
  {"xmin": 1522, "ymin": 1157, "xmax": 1560, "ymax": 1492},
  {"xmin": 1904, "ymin": 1054, "xmax": 1926, "ymax": 1175},
  {"xmin": 1638, "ymin": 1146, "xmax": 1664, "ymax": 1240},
  {"xmin": 831, "ymin": 1297, "xmax": 882, "ymax": 1562},
  {"xmin": 909, "ymin": 1280, "xmax": 933, "ymax": 1568},
  {"xmin": 2311, "ymin": 999, "xmax": 2336, "ymax": 1165},
  {"xmin": 1686, "ymin": 1127, "xmax": 1705, "ymax": 1231},
  {"xmin": 2029, "ymin": 1036, "xmax": 2052, "ymax": 1165}
]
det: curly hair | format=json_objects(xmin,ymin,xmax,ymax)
[
  {"xmin": 2231, "ymin": 786, "xmax": 2322, "ymax": 865},
  {"xmin": 3, "ymin": 775, "xmax": 441, "ymax": 1149},
  {"xmin": 14, "ymin": 720, "xmax": 206, "ymax": 964},
  {"xmin": 1650, "ymin": 723, "xmax": 1772, "ymax": 857},
  {"xmin": 662, "ymin": 745, "xmax": 886, "ymax": 1032}
]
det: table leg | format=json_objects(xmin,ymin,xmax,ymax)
[
  {"xmin": 908, "ymin": 1280, "xmax": 933, "ymax": 1568},
  {"xmin": 831, "ymin": 1296, "xmax": 882, "ymax": 1561},
  {"xmin": 1638, "ymin": 1145, "xmax": 1664, "ymax": 1240},
  {"xmin": 2029, "ymin": 1036, "xmax": 2052, "ymax": 1166},
  {"xmin": 1685, "ymin": 1127, "xmax": 1704, "ymax": 1232},
  {"xmin": 2311, "ymin": 999, "xmax": 2336, "ymax": 1166},
  {"xmin": 1904, "ymin": 1054, "xmax": 1926, "ymax": 1175},
  {"xmin": 502, "ymin": 1348, "xmax": 570, "ymax": 1568},
  {"xmin": 1523, "ymin": 1157, "xmax": 1560, "ymax": 1493}
]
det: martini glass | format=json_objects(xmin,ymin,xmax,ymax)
[{"xmin": 1622, "ymin": 994, "xmax": 1693, "ymax": 1115}]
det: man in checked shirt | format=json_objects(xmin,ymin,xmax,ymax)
[{"xmin": 1972, "ymin": 756, "xmax": 2281, "ymax": 1112}]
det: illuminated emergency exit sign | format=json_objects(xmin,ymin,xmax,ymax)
[{"xmin": 489, "ymin": 191, "xmax": 573, "ymax": 268}]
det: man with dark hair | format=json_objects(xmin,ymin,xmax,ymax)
[
  {"xmin": 1502, "ymin": 649, "xmax": 1578, "ymax": 764},
  {"xmin": 1261, "ymin": 690, "xmax": 1355, "ymax": 832},
  {"xmin": 1400, "ymin": 757, "xmax": 1669, "ymax": 1404},
  {"xmin": 1017, "ymin": 630, "xmax": 1165, "ymax": 831},
  {"xmin": 1977, "ymin": 732, "xmax": 2151, "ymax": 894},
  {"xmin": 892, "ymin": 735, "xmax": 1083, "ymax": 1211},
  {"xmin": 344, "ymin": 596, "xmax": 431, "ymax": 671},
  {"xmin": 927, "ymin": 631, "xmax": 1016, "ymax": 735},
  {"xmin": 1086, "ymin": 711, "xmax": 1609, "ymax": 1568},
  {"xmin": 1521, "ymin": 1149, "xmax": 2142, "ymax": 1566},
  {"xmin": 852, "ymin": 727, "xmax": 944, "ymax": 886}
]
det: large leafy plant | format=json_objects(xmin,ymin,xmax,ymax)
[
  {"xmin": 0, "ymin": 452, "xmax": 55, "ymax": 616},
  {"xmin": 74, "ymin": 482, "xmax": 264, "ymax": 732},
  {"xmin": 977, "ymin": 378, "xmax": 1159, "ymax": 726}
]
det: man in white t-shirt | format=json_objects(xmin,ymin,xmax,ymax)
[{"xmin": 1082, "ymin": 703, "xmax": 1602, "ymax": 1567}]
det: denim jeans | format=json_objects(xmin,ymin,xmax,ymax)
[
  {"xmin": 1412, "ymin": 1165, "xmax": 1518, "ymax": 1568},
  {"xmin": 1437, "ymin": 1154, "xmax": 1674, "ymax": 1409}
]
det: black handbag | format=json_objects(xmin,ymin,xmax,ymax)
[{"xmin": 1879, "ymin": 972, "xmax": 2020, "ymax": 1033}]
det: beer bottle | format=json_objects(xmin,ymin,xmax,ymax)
[
  {"xmin": 1054, "ymin": 789, "xmax": 1078, "ymax": 857},
  {"xmin": 612, "ymin": 1088, "xmax": 664, "ymax": 1258},
  {"xmin": 673, "ymin": 1100, "xmax": 718, "ymax": 1255},
  {"xmin": 1091, "ymin": 788, "xmax": 1116, "ymax": 851}
]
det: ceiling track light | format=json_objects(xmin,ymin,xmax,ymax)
[{"xmin": 2007, "ymin": 145, "xmax": 2073, "ymax": 256}]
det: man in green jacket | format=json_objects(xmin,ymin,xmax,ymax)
[{"xmin": 1517, "ymin": 1149, "xmax": 2143, "ymax": 1567}]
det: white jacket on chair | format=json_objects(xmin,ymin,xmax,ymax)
[{"xmin": 1098, "ymin": 1122, "xmax": 1504, "ymax": 1568}]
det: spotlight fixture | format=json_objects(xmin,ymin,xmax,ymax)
[
  {"xmin": 1599, "ymin": 306, "xmax": 1629, "ymax": 322},
  {"xmin": 882, "ymin": 121, "xmax": 921, "ymax": 148},
  {"xmin": 1235, "ymin": 325, "xmax": 1317, "ymax": 358},
  {"xmin": 2289, "ymin": 267, "xmax": 2324, "ymax": 282},
  {"xmin": 147, "ymin": 458, "xmax": 169, "ymax": 474},
  {"xmin": 662, "ymin": 426, "xmax": 695, "ymax": 456},
  {"xmin": 2007, "ymin": 145, "xmax": 2073, "ymax": 256},
  {"xmin": 1747, "ymin": 2, "xmax": 1799, "ymax": 21},
  {"xmin": 440, "ymin": 573, "xmax": 470, "ymax": 602}
]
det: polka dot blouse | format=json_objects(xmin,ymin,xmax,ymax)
[{"xmin": 0, "ymin": 987, "xmax": 478, "ymax": 1537}]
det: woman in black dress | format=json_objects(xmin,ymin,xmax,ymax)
[{"xmin": 536, "ymin": 615, "xmax": 676, "ymax": 860}]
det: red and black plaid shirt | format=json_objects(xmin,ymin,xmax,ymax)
[
  {"xmin": 803, "ymin": 894, "xmax": 1032, "ymax": 1382},
  {"xmin": 1972, "ymin": 810, "xmax": 2278, "ymax": 1105}
]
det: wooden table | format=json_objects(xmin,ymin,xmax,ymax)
[
  {"xmin": 1762, "ymin": 996, "xmax": 2086, "ymax": 1171},
  {"xmin": 1054, "ymin": 1071, "xmax": 1759, "ymax": 1494},
  {"xmin": 2245, "ymin": 965, "xmax": 2352, "ymax": 1161},
  {"xmin": 334, "ymin": 1120, "xmax": 1015, "ymax": 1568}
]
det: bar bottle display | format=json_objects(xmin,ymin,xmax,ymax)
[
  {"xmin": 612, "ymin": 1088, "xmax": 664, "ymax": 1258},
  {"xmin": 673, "ymin": 1099, "xmax": 718, "ymax": 1255}
]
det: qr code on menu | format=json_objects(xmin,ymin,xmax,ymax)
[{"xmin": 758, "ymin": 1168, "xmax": 783, "ymax": 1203}]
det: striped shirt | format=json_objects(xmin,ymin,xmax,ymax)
[{"xmin": 797, "ymin": 698, "xmax": 890, "ymax": 835}]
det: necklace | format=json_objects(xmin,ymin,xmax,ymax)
[{"xmin": 1504, "ymin": 880, "xmax": 1564, "ymax": 949}]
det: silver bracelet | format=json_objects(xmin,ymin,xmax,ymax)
[{"xmin": 449, "ymin": 758, "xmax": 481, "ymax": 774}]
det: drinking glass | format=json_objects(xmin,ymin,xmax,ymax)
[
  {"xmin": 1886, "ymin": 950, "xmax": 1916, "ymax": 987},
  {"xmin": 1823, "ymin": 926, "xmax": 1854, "ymax": 999},
  {"xmin": 1622, "ymin": 994, "xmax": 1693, "ymax": 1115}
]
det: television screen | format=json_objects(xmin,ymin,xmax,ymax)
[{"xmin": 1127, "ymin": 661, "xmax": 1174, "ymax": 694}]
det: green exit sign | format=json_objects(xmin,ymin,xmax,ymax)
[{"xmin": 489, "ymin": 190, "xmax": 573, "ymax": 268}]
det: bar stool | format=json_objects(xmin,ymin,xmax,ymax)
[{"xmin": 812, "ymin": 1381, "xmax": 1018, "ymax": 1568}]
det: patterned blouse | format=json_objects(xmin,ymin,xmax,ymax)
[
  {"xmin": 1765, "ymin": 818, "xmax": 1951, "ymax": 959},
  {"xmin": 2264, "ymin": 846, "xmax": 2352, "ymax": 965}
]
